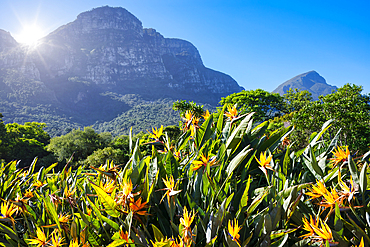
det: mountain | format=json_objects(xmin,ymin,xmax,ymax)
[
  {"xmin": 273, "ymin": 71, "xmax": 337, "ymax": 100},
  {"xmin": 0, "ymin": 6, "xmax": 243, "ymax": 136}
]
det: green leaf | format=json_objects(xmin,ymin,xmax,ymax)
[
  {"xmin": 270, "ymin": 233, "xmax": 288, "ymax": 247},
  {"xmin": 348, "ymin": 155, "xmax": 360, "ymax": 186},
  {"xmin": 247, "ymin": 188, "xmax": 269, "ymax": 217},
  {"xmin": 239, "ymin": 176, "xmax": 252, "ymax": 209},
  {"xmin": 90, "ymin": 182, "xmax": 120, "ymax": 217},
  {"xmin": 195, "ymin": 115, "xmax": 214, "ymax": 149},
  {"xmin": 309, "ymin": 119, "xmax": 333, "ymax": 147},
  {"xmin": 225, "ymin": 113, "xmax": 254, "ymax": 153},
  {"xmin": 106, "ymin": 239, "xmax": 130, "ymax": 247},
  {"xmin": 42, "ymin": 195, "xmax": 62, "ymax": 231},
  {"xmin": 0, "ymin": 222, "xmax": 21, "ymax": 242},
  {"xmin": 226, "ymin": 145, "xmax": 252, "ymax": 176},
  {"xmin": 152, "ymin": 224, "xmax": 164, "ymax": 242},
  {"xmin": 359, "ymin": 162, "xmax": 367, "ymax": 194},
  {"xmin": 205, "ymin": 236, "xmax": 217, "ymax": 247},
  {"xmin": 302, "ymin": 145, "xmax": 324, "ymax": 180},
  {"xmin": 224, "ymin": 230, "xmax": 240, "ymax": 247},
  {"xmin": 86, "ymin": 197, "xmax": 119, "ymax": 230},
  {"xmin": 217, "ymin": 105, "xmax": 227, "ymax": 135},
  {"xmin": 165, "ymin": 151, "xmax": 179, "ymax": 180},
  {"xmin": 334, "ymin": 203, "xmax": 343, "ymax": 235},
  {"xmin": 258, "ymin": 125, "xmax": 293, "ymax": 153}
]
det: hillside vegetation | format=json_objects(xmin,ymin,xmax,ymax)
[{"xmin": 0, "ymin": 84, "xmax": 369, "ymax": 246}]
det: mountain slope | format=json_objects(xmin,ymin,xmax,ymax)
[
  {"xmin": 0, "ymin": 6, "xmax": 243, "ymax": 136},
  {"xmin": 273, "ymin": 71, "xmax": 337, "ymax": 100}
]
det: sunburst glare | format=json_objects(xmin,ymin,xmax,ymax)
[{"xmin": 14, "ymin": 24, "xmax": 45, "ymax": 46}]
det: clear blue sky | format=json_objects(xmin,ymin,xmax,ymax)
[{"xmin": 1, "ymin": 0, "xmax": 369, "ymax": 93}]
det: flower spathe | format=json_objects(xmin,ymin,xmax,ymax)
[
  {"xmin": 26, "ymin": 227, "xmax": 49, "ymax": 247},
  {"xmin": 255, "ymin": 151, "xmax": 274, "ymax": 177},
  {"xmin": 202, "ymin": 110, "xmax": 211, "ymax": 121},
  {"xmin": 160, "ymin": 175, "xmax": 181, "ymax": 204},
  {"xmin": 180, "ymin": 207, "xmax": 195, "ymax": 244},
  {"xmin": 147, "ymin": 125, "xmax": 164, "ymax": 141},
  {"xmin": 192, "ymin": 154, "xmax": 217, "ymax": 172},
  {"xmin": 129, "ymin": 197, "xmax": 149, "ymax": 216},
  {"xmin": 227, "ymin": 218, "xmax": 242, "ymax": 246},
  {"xmin": 305, "ymin": 180, "xmax": 328, "ymax": 200},
  {"xmin": 0, "ymin": 201, "xmax": 17, "ymax": 222},
  {"xmin": 338, "ymin": 169, "xmax": 356, "ymax": 204},
  {"xmin": 225, "ymin": 105, "xmax": 238, "ymax": 121},
  {"xmin": 301, "ymin": 216, "xmax": 334, "ymax": 246}
]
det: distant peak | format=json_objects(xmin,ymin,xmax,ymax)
[{"xmin": 273, "ymin": 71, "xmax": 336, "ymax": 100}]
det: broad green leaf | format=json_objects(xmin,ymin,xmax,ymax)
[
  {"xmin": 258, "ymin": 125, "xmax": 293, "ymax": 153},
  {"xmin": 106, "ymin": 239, "xmax": 130, "ymax": 247},
  {"xmin": 334, "ymin": 203, "xmax": 343, "ymax": 235},
  {"xmin": 0, "ymin": 222, "xmax": 21, "ymax": 242},
  {"xmin": 205, "ymin": 236, "xmax": 217, "ymax": 247},
  {"xmin": 302, "ymin": 145, "xmax": 324, "ymax": 180},
  {"xmin": 348, "ymin": 155, "xmax": 360, "ymax": 186},
  {"xmin": 217, "ymin": 105, "xmax": 227, "ymax": 135},
  {"xmin": 90, "ymin": 182, "xmax": 120, "ymax": 217},
  {"xmin": 247, "ymin": 188, "xmax": 269, "ymax": 217},
  {"xmin": 239, "ymin": 176, "xmax": 251, "ymax": 210},
  {"xmin": 270, "ymin": 233, "xmax": 288, "ymax": 247},
  {"xmin": 359, "ymin": 162, "xmax": 367, "ymax": 194},
  {"xmin": 165, "ymin": 151, "xmax": 179, "ymax": 180},
  {"xmin": 271, "ymin": 228, "xmax": 297, "ymax": 239},
  {"xmin": 309, "ymin": 119, "xmax": 333, "ymax": 147},
  {"xmin": 42, "ymin": 195, "xmax": 62, "ymax": 231},
  {"xmin": 152, "ymin": 225, "xmax": 164, "ymax": 242},
  {"xmin": 226, "ymin": 145, "xmax": 252, "ymax": 176},
  {"xmin": 86, "ymin": 197, "xmax": 119, "ymax": 230},
  {"xmin": 224, "ymin": 230, "xmax": 240, "ymax": 247},
  {"xmin": 195, "ymin": 115, "xmax": 214, "ymax": 149},
  {"xmin": 225, "ymin": 113, "xmax": 254, "ymax": 153},
  {"xmin": 277, "ymin": 183, "xmax": 311, "ymax": 198}
]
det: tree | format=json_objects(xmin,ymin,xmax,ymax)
[
  {"xmin": 283, "ymin": 88, "xmax": 313, "ymax": 113},
  {"xmin": 84, "ymin": 147, "xmax": 126, "ymax": 167},
  {"xmin": 3, "ymin": 122, "xmax": 52, "ymax": 166},
  {"xmin": 47, "ymin": 127, "xmax": 112, "ymax": 164},
  {"xmin": 291, "ymin": 84, "xmax": 370, "ymax": 152},
  {"xmin": 219, "ymin": 89, "xmax": 285, "ymax": 122}
]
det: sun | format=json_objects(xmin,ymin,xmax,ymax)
[{"xmin": 15, "ymin": 24, "xmax": 46, "ymax": 46}]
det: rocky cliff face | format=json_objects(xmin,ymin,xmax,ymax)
[
  {"xmin": 1, "ymin": 6, "xmax": 242, "ymax": 105},
  {"xmin": 0, "ymin": 6, "xmax": 243, "ymax": 135},
  {"xmin": 273, "ymin": 71, "xmax": 337, "ymax": 100},
  {"xmin": 0, "ymin": 29, "xmax": 18, "ymax": 53}
]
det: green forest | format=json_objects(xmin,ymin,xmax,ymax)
[{"xmin": 0, "ymin": 83, "xmax": 370, "ymax": 247}]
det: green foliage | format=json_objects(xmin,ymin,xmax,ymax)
[
  {"xmin": 220, "ymin": 89, "xmax": 285, "ymax": 122},
  {"xmin": 47, "ymin": 127, "xmax": 112, "ymax": 165},
  {"xmin": 0, "ymin": 120, "xmax": 53, "ymax": 166},
  {"xmin": 291, "ymin": 84, "xmax": 370, "ymax": 152},
  {"xmin": 283, "ymin": 88, "xmax": 313, "ymax": 113}
]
